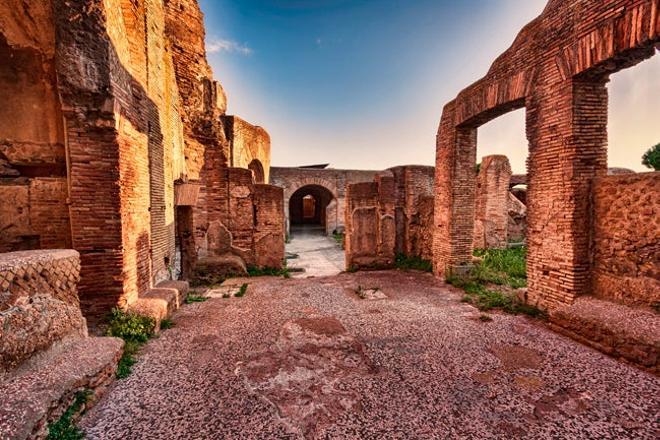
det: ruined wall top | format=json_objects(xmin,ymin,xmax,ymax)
[{"xmin": 447, "ymin": 0, "xmax": 660, "ymax": 127}]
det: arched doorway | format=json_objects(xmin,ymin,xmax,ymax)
[
  {"xmin": 248, "ymin": 159, "xmax": 265, "ymax": 183},
  {"xmin": 289, "ymin": 184, "xmax": 335, "ymax": 236}
]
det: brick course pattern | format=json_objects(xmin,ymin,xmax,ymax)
[
  {"xmin": 270, "ymin": 167, "xmax": 383, "ymax": 236},
  {"xmin": 591, "ymin": 172, "xmax": 659, "ymax": 307},
  {"xmin": 433, "ymin": 0, "xmax": 660, "ymax": 310},
  {"xmin": 0, "ymin": 250, "xmax": 84, "ymax": 372},
  {"xmin": 1, "ymin": 0, "xmax": 281, "ymax": 318}
]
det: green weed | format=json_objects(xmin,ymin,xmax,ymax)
[
  {"xmin": 395, "ymin": 254, "xmax": 433, "ymax": 272},
  {"xmin": 235, "ymin": 283, "xmax": 248, "ymax": 298},
  {"xmin": 46, "ymin": 390, "xmax": 91, "ymax": 440},
  {"xmin": 185, "ymin": 294, "xmax": 209, "ymax": 304}
]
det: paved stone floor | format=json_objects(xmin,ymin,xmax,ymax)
[
  {"xmin": 81, "ymin": 271, "xmax": 659, "ymax": 439},
  {"xmin": 285, "ymin": 225, "xmax": 345, "ymax": 278}
]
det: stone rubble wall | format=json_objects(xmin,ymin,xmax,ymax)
[
  {"xmin": 253, "ymin": 184, "xmax": 286, "ymax": 268},
  {"xmin": 591, "ymin": 172, "xmax": 659, "ymax": 307},
  {"xmin": 344, "ymin": 177, "xmax": 397, "ymax": 270},
  {"xmin": 473, "ymin": 155, "xmax": 512, "ymax": 249},
  {"xmin": 0, "ymin": 250, "xmax": 85, "ymax": 374}
]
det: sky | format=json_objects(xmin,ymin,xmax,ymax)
[{"xmin": 199, "ymin": 0, "xmax": 659, "ymax": 173}]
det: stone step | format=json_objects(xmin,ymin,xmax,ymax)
[
  {"xmin": 127, "ymin": 280, "xmax": 189, "ymax": 330},
  {"xmin": 548, "ymin": 296, "xmax": 659, "ymax": 374},
  {"xmin": 0, "ymin": 336, "xmax": 124, "ymax": 439}
]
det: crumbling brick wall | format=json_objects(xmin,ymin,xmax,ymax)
[
  {"xmin": 433, "ymin": 0, "xmax": 659, "ymax": 310},
  {"xmin": 0, "ymin": 1, "xmax": 71, "ymax": 253},
  {"xmin": 0, "ymin": 250, "xmax": 84, "ymax": 373},
  {"xmin": 270, "ymin": 167, "xmax": 382, "ymax": 236},
  {"xmin": 388, "ymin": 166, "xmax": 435, "ymax": 260},
  {"xmin": 223, "ymin": 116, "xmax": 271, "ymax": 183},
  {"xmin": 473, "ymin": 155, "xmax": 512, "ymax": 249},
  {"xmin": 253, "ymin": 185, "xmax": 285, "ymax": 268},
  {"xmin": 345, "ymin": 177, "xmax": 396, "ymax": 270},
  {"xmin": 591, "ymin": 172, "xmax": 659, "ymax": 307}
]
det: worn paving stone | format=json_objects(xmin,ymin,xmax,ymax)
[{"xmin": 81, "ymin": 271, "xmax": 659, "ymax": 439}]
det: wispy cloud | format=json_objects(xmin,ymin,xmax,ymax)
[{"xmin": 207, "ymin": 38, "xmax": 253, "ymax": 56}]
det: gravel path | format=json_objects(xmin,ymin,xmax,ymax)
[
  {"xmin": 81, "ymin": 271, "xmax": 660, "ymax": 439},
  {"xmin": 285, "ymin": 226, "xmax": 345, "ymax": 278}
]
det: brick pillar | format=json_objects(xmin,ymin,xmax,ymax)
[
  {"xmin": 525, "ymin": 77, "xmax": 608, "ymax": 309},
  {"xmin": 473, "ymin": 155, "xmax": 512, "ymax": 249},
  {"xmin": 433, "ymin": 102, "xmax": 477, "ymax": 277}
]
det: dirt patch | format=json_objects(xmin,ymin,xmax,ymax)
[
  {"xmin": 237, "ymin": 317, "xmax": 375, "ymax": 437},
  {"xmin": 491, "ymin": 345, "xmax": 543, "ymax": 371}
]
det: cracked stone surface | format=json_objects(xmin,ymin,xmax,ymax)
[{"xmin": 81, "ymin": 271, "xmax": 659, "ymax": 439}]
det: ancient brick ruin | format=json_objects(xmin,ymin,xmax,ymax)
[
  {"xmin": 344, "ymin": 166, "xmax": 435, "ymax": 270},
  {"xmin": 433, "ymin": 0, "xmax": 659, "ymax": 369},
  {"xmin": 0, "ymin": 0, "xmax": 658, "ymax": 437},
  {"xmin": 270, "ymin": 166, "xmax": 382, "ymax": 236},
  {"xmin": 434, "ymin": 0, "xmax": 659, "ymax": 309},
  {"xmin": 0, "ymin": 0, "xmax": 283, "ymax": 320}
]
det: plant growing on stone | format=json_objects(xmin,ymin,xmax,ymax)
[
  {"xmin": 160, "ymin": 319, "xmax": 174, "ymax": 330},
  {"xmin": 235, "ymin": 283, "xmax": 248, "ymax": 298},
  {"xmin": 185, "ymin": 294, "xmax": 209, "ymax": 304},
  {"xmin": 395, "ymin": 254, "xmax": 433, "ymax": 272},
  {"xmin": 46, "ymin": 390, "xmax": 91, "ymax": 440},
  {"xmin": 106, "ymin": 308, "xmax": 155, "ymax": 343},
  {"xmin": 642, "ymin": 143, "xmax": 660, "ymax": 171}
]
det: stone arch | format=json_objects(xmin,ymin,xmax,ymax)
[
  {"xmin": 283, "ymin": 177, "xmax": 338, "ymax": 237},
  {"xmin": 248, "ymin": 159, "xmax": 265, "ymax": 183},
  {"xmin": 288, "ymin": 184, "xmax": 337, "ymax": 236}
]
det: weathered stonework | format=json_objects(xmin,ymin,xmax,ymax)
[
  {"xmin": 223, "ymin": 116, "xmax": 271, "ymax": 184},
  {"xmin": 473, "ymin": 156, "xmax": 512, "ymax": 249},
  {"xmin": 433, "ymin": 0, "xmax": 660, "ymax": 312},
  {"xmin": 344, "ymin": 166, "xmax": 436, "ymax": 269},
  {"xmin": 0, "ymin": 0, "xmax": 282, "ymax": 318},
  {"xmin": 0, "ymin": 249, "xmax": 123, "ymax": 439},
  {"xmin": 344, "ymin": 177, "xmax": 397, "ymax": 270},
  {"xmin": 270, "ymin": 167, "xmax": 383, "ymax": 236},
  {"xmin": 591, "ymin": 172, "xmax": 659, "ymax": 307}
]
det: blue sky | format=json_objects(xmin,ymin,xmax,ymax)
[{"xmin": 200, "ymin": 0, "xmax": 659, "ymax": 172}]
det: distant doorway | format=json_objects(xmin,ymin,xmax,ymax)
[{"xmin": 288, "ymin": 184, "xmax": 335, "ymax": 235}]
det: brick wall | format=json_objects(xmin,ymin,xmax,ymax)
[
  {"xmin": 270, "ymin": 167, "xmax": 383, "ymax": 236},
  {"xmin": 253, "ymin": 184, "xmax": 285, "ymax": 268},
  {"xmin": 433, "ymin": 0, "xmax": 660, "ymax": 310},
  {"xmin": 345, "ymin": 176, "xmax": 397, "ymax": 270},
  {"xmin": 223, "ymin": 116, "xmax": 271, "ymax": 183},
  {"xmin": 388, "ymin": 165, "xmax": 435, "ymax": 260},
  {"xmin": 591, "ymin": 172, "xmax": 659, "ymax": 307},
  {"xmin": 0, "ymin": 2, "xmax": 71, "ymax": 253},
  {"xmin": 473, "ymin": 155, "xmax": 512, "ymax": 249}
]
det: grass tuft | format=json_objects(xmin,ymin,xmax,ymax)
[
  {"xmin": 448, "ymin": 247, "xmax": 544, "ymax": 318},
  {"xmin": 395, "ymin": 254, "xmax": 433, "ymax": 272},
  {"xmin": 235, "ymin": 283, "xmax": 248, "ymax": 298},
  {"xmin": 106, "ymin": 309, "xmax": 156, "ymax": 379},
  {"xmin": 185, "ymin": 294, "xmax": 208, "ymax": 304},
  {"xmin": 332, "ymin": 231, "xmax": 345, "ymax": 249},
  {"xmin": 160, "ymin": 319, "xmax": 174, "ymax": 330},
  {"xmin": 46, "ymin": 390, "xmax": 91, "ymax": 440},
  {"xmin": 247, "ymin": 265, "xmax": 291, "ymax": 278}
]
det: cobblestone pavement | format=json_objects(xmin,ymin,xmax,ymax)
[
  {"xmin": 81, "ymin": 271, "xmax": 660, "ymax": 439},
  {"xmin": 285, "ymin": 225, "xmax": 345, "ymax": 278}
]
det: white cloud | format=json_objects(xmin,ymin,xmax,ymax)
[{"xmin": 207, "ymin": 38, "xmax": 253, "ymax": 56}]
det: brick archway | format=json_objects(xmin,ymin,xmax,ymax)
[
  {"xmin": 433, "ymin": 0, "xmax": 659, "ymax": 311},
  {"xmin": 283, "ymin": 177, "xmax": 339, "ymax": 236}
]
